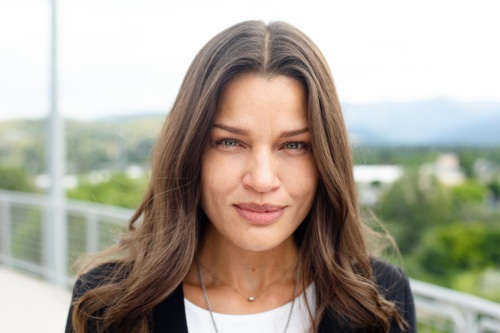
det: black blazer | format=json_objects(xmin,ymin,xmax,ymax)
[{"xmin": 66, "ymin": 259, "xmax": 416, "ymax": 332}]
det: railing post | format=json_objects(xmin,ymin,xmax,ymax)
[
  {"xmin": 43, "ymin": 197, "xmax": 67, "ymax": 286},
  {"xmin": 0, "ymin": 194, "xmax": 12, "ymax": 265},
  {"xmin": 465, "ymin": 311, "xmax": 478, "ymax": 333},
  {"xmin": 44, "ymin": 0, "xmax": 68, "ymax": 287}
]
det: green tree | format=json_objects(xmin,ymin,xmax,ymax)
[
  {"xmin": 451, "ymin": 181, "xmax": 487, "ymax": 205},
  {"xmin": 67, "ymin": 173, "xmax": 147, "ymax": 208},
  {"xmin": 0, "ymin": 167, "xmax": 36, "ymax": 192},
  {"xmin": 488, "ymin": 181, "xmax": 500, "ymax": 206},
  {"xmin": 415, "ymin": 223, "xmax": 488, "ymax": 277},
  {"xmin": 378, "ymin": 170, "xmax": 454, "ymax": 254},
  {"xmin": 412, "ymin": 222, "xmax": 500, "ymax": 301}
]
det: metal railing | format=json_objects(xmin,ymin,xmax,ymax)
[
  {"xmin": 1, "ymin": 189, "xmax": 499, "ymax": 332},
  {"xmin": 411, "ymin": 280, "xmax": 500, "ymax": 332},
  {"xmin": 0, "ymin": 189, "xmax": 130, "ymax": 283}
]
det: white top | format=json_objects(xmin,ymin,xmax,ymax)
[{"xmin": 185, "ymin": 283, "xmax": 316, "ymax": 333}]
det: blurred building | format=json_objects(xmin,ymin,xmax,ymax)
[
  {"xmin": 353, "ymin": 165, "xmax": 403, "ymax": 206},
  {"xmin": 420, "ymin": 153, "xmax": 465, "ymax": 186}
]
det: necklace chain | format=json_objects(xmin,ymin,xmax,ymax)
[
  {"xmin": 196, "ymin": 255, "xmax": 300, "ymax": 333},
  {"xmin": 198, "ymin": 261, "xmax": 295, "ymax": 302}
]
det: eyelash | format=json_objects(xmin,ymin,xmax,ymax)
[
  {"xmin": 214, "ymin": 137, "xmax": 309, "ymax": 150},
  {"xmin": 214, "ymin": 137, "xmax": 240, "ymax": 146},
  {"xmin": 282, "ymin": 141, "xmax": 309, "ymax": 150}
]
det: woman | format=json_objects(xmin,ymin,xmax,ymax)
[{"xmin": 66, "ymin": 20, "xmax": 416, "ymax": 333}]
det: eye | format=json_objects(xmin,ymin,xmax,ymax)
[
  {"xmin": 283, "ymin": 141, "xmax": 308, "ymax": 150},
  {"xmin": 214, "ymin": 137, "xmax": 240, "ymax": 147}
]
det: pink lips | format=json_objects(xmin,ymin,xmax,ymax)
[{"xmin": 234, "ymin": 203, "xmax": 285, "ymax": 225}]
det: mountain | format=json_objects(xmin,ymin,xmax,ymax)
[
  {"xmin": 343, "ymin": 98, "xmax": 500, "ymax": 146},
  {"xmin": 434, "ymin": 115, "xmax": 500, "ymax": 146}
]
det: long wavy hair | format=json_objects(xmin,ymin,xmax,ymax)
[{"xmin": 72, "ymin": 20, "xmax": 405, "ymax": 332}]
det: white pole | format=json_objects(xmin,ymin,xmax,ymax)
[{"xmin": 45, "ymin": 0, "xmax": 67, "ymax": 286}]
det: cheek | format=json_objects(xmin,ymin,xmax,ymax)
[
  {"xmin": 282, "ymin": 159, "xmax": 318, "ymax": 197},
  {"xmin": 201, "ymin": 154, "xmax": 240, "ymax": 201}
]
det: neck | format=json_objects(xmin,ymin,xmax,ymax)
[{"xmin": 197, "ymin": 226, "xmax": 299, "ymax": 294}]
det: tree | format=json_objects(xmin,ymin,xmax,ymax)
[
  {"xmin": 378, "ymin": 169, "xmax": 454, "ymax": 254},
  {"xmin": 413, "ymin": 222, "xmax": 500, "ymax": 301},
  {"xmin": 67, "ymin": 173, "xmax": 148, "ymax": 208},
  {"xmin": 0, "ymin": 167, "xmax": 36, "ymax": 192}
]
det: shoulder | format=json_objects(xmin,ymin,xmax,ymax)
[
  {"xmin": 371, "ymin": 258, "xmax": 407, "ymax": 291},
  {"xmin": 66, "ymin": 264, "xmax": 115, "ymax": 333},
  {"xmin": 370, "ymin": 258, "xmax": 417, "ymax": 333},
  {"xmin": 71, "ymin": 262, "xmax": 123, "ymax": 299},
  {"xmin": 370, "ymin": 257, "xmax": 411, "ymax": 302},
  {"xmin": 66, "ymin": 263, "xmax": 125, "ymax": 333}
]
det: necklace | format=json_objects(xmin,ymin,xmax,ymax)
[
  {"xmin": 195, "ymin": 255, "xmax": 300, "ymax": 333},
  {"xmin": 198, "ymin": 261, "xmax": 295, "ymax": 302}
]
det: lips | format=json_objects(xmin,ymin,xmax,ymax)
[{"xmin": 234, "ymin": 203, "xmax": 285, "ymax": 225}]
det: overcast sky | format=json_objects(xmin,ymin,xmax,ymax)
[{"xmin": 0, "ymin": 0, "xmax": 499, "ymax": 120}]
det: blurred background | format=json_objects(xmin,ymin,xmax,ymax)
[{"xmin": 1, "ymin": 0, "xmax": 499, "ymax": 332}]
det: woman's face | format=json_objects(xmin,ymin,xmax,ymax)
[{"xmin": 200, "ymin": 73, "xmax": 318, "ymax": 252}]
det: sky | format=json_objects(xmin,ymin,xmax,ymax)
[{"xmin": 0, "ymin": 0, "xmax": 499, "ymax": 120}]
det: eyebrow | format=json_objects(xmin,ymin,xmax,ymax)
[
  {"xmin": 279, "ymin": 128, "xmax": 310, "ymax": 138},
  {"xmin": 213, "ymin": 123, "xmax": 309, "ymax": 138},
  {"xmin": 213, "ymin": 123, "xmax": 249, "ymax": 136}
]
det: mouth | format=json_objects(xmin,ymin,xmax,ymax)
[{"xmin": 234, "ymin": 203, "xmax": 285, "ymax": 225}]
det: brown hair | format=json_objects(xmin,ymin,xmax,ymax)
[{"xmin": 72, "ymin": 20, "xmax": 405, "ymax": 332}]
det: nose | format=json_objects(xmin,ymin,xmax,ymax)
[{"xmin": 242, "ymin": 148, "xmax": 280, "ymax": 193}]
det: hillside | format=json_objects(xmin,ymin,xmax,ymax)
[{"xmin": 0, "ymin": 115, "xmax": 164, "ymax": 175}]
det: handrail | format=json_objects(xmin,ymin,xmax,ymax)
[
  {"xmin": 0, "ymin": 190, "xmax": 133, "ymax": 220},
  {"xmin": 410, "ymin": 279, "xmax": 500, "ymax": 319}
]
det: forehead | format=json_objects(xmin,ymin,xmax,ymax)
[{"xmin": 215, "ymin": 73, "xmax": 308, "ymax": 126}]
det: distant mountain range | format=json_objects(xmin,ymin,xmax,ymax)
[
  {"xmin": 2, "ymin": 98, "xmax": 499, "ymax": 148},
  {"xmin": 342, "ymin": 98, "xmax": 500, "ymax": 146},
  {"xmin": 93, "ymin": 98, "xmax": 499, "ymax": 146},
  {"xmin": 115, "ymin": 98, "xmax": 499, "ymax": 146}
]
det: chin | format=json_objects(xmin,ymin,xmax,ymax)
[{"xmin": 234, "ymin": 236, "xmax": 292, "ymax": 253}]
